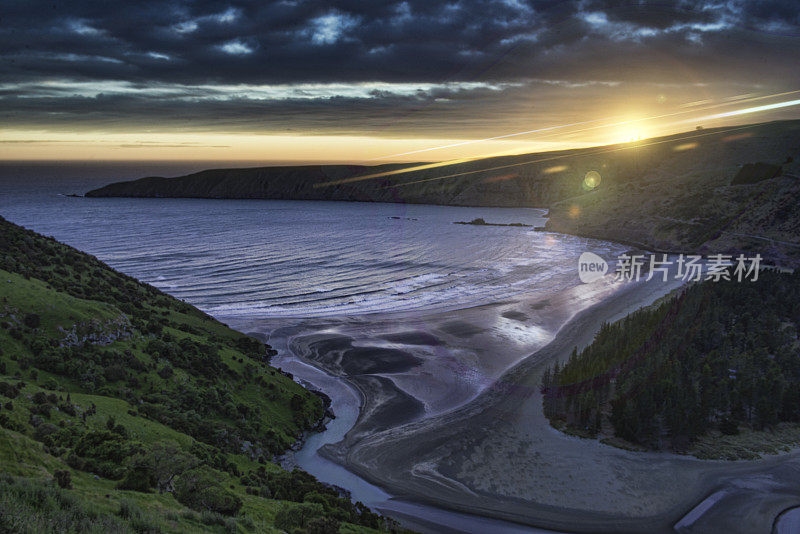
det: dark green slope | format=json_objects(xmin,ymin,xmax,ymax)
[
  {"xmin": 0, "ymin": 216, "xmax": 400, "ymax": 533},
  {"xmin": 542, "ymin": 270, "xmax": 800, "ymax": 460}
]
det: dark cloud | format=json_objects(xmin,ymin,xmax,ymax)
[
  {"xmin": 3, "ymin": 0, "xmax": 798, "ymax": 85},
  {"xmin": 581, "ymin": 1, "xmax": 718, "ymax": 29},
  {"xmin": 1, "ymin": 0, "xmax": 799, "ymax": 135}
]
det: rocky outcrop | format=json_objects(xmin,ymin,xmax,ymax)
[{"xmin": 58, "ymin": 315, "xmax": 132, "ymax": 347}]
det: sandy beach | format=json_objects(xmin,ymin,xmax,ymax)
[
  {"xmin": 231, "ymin": 263, "xmax": 800, "ymax": 534},
  {"xmin": 325, "ymin": 278, "xmax": 800, "ymax": 533}
]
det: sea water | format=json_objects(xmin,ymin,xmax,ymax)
[{"xmin": 0, "ymin": 162, "xmax": 622, "ymax": 321}]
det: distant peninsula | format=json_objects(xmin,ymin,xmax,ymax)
[{"xmin": 87, "ymin": 120, "xmax": 800, "ymax": 267}]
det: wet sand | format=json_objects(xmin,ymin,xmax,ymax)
[
  {"xmin": 230, "ymin": 271, "xmax": 800, "ymax": 533},
  {"xmin": 319, "ymin": 278, "xmax": 800, "ymax": 534}
]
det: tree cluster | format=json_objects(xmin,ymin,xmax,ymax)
[{"xmin": 543, "ymin": 270, "xmax": 800, "ymax": 451}]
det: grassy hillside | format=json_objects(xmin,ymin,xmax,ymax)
[
  {"xmin": 545, "ymin": 120, "xmax": 800, "ymax": 267},
  {"xmin": 542, "ymin": 270, "xmax": 800, "ymax": 460},
  {"xmin": 0, "ymin": 216, "xmax": 400, "ymax": 533}
]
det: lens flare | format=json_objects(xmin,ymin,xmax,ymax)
[
  {"xmin": 722, "ymin": 132, "xmax": 753, "ymax": 142},
  {"xmin": 583, "ymin": 171, "xmax": 601, "ymax": 190},
  {"xmin": 673, "ymin": 142, "xmax": 698, "ymax": 151},
  {"xmin": 543, "ymin": 165, "xmax": 568, "ymax": 174},
  {"xmin": 695, "ymin": 99, "xmax": 800, "ymax": 121}
]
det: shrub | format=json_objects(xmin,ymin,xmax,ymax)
[
  {"xmin": 273, "ymin": 502, "xmax": 325, "ymax": 532},
  {"xmin": 33, "ymin": 423, "xmax": 58, "ymax": 443},
  {"xmin": 306, "ymin": 516, "xmax": 341, "ymax": 534},
  {"xmin": 54, "ymin": 469, "xmax": 72, "ymax": 489},
  {"xmin": 23, "ymin": 313, "xmax": 41, "ymax": 329},
  {"xmin": 42, "ymin": 378, "xmax": 58, "ymax": 390},
  {"xmin": 156, "ymin": 366, "xmax": 174, "ymax": 379},
  {"xmin": 173, "ymin": 466, "xmax": 242, "ymax": 516},
  {"xmin": 289, "ymin": 394, "xmax": 304, "ymax": 411},
  {"xmin": 71, "ymin": 430, "xmax": 141, "ymax": 479},
  {"xmin": 117, "ymin": 463, "xmax": 155, "ymax": 492},
  {"xmin": 0, "ymin": 382, "xmax": 19, "ymax": 398},
  {"xmin": 104, "ymin": 364, "xmax": 128, "ymax": 382},
  {"xmin": 127, "ymin": 441, "xmax": 198, "ymax": 494},
  {"xmin": 29, "ymin": 403, "xmax": 51, "ymax": 418}
]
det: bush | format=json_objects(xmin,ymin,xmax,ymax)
[
  {"xmin": 0, "ymin": 381, "xmax": 20, "ymax": 399},
  {"xmin": 290, "ymin": 394, "xmax": 305, "ymax": 411},
  {"xmin": 273, "ymin": 502, "xmax": 325, "ymax": 532},
  {"xmin": 70, "ymin": 430, "xmax": 141, "ymax": 480},
  {"xmin": 23, "ymin": 313, "xmax": 41, "ymax": 329},
  {"xmin": 306, "ymin": 516, "xmax": 341, "ymax": 534},
  {"xmin": 104, "ymin": 364, "xmax": 128, "ymax": 382},
  {"xmin": 173, "ymin": 466, "xmax": 242, "ymax": 516},
  {"xmin": 54, "ymin": 469, "xmax": 72, "ymax": 489},
  {"xmin": 124, "ymin": 441, "xmax": 198, "ymax": 494},
  {"xmin": 33, "ymin": 423, "xmax": 58, "ymax": 443},
  {"xmin": 156, "ymin": 366, "xmax": 174, "ymax": 379},
  {"xmin": 117, "ymin": 463, "xmax": 155, "ymax": 492}
]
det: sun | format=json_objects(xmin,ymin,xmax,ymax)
[{"xmin": 614, "ymin": 125, "xmax": 648, "ymax": 143}]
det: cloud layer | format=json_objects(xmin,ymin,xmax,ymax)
[{"xmin": 2, "ymin": 0, "xmax": 799, "ymax": 137}]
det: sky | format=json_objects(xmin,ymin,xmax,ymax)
[{"xmin": 2, "ymin": 0, "xmax": 800, "ymax": 163}]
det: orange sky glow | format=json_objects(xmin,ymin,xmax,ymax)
[{"xmin": 2, "ymin": 90, "xmax": 799, "ymax": 164}]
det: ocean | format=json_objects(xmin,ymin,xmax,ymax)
[{"xmin": 0, "ymin": 162, "xmax": 624, "ymax": 321}]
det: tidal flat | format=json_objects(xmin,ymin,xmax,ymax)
[{"xmin": 231, "ymin": 268, "xmax": 800, "ymax": 534}]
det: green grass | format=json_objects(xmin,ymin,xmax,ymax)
[
  {"xmin": 0, "ymin": 215, "xmax": 402, "ymax": 534},
  {"xmin": 0, "ymin": 269, "xmax": 122, "ymax": 334}
]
